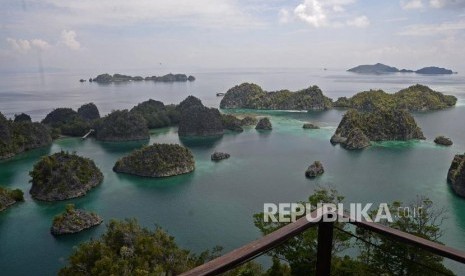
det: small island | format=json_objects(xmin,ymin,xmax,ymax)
[
  {"xmin": 447, "ymin": 154, "xmax": 465, "ymax": 197},
  {"xmin": 29, "ymin": 151, "xmax": 104, "ymax": 201},
  {"xmin": 177, "ymin": 96, "xmax": 224, "ymax": 137},
  {"xmin": 211, "ymin": 152, "xmax": 230, "ymax": 161},
  {"xmin": 113, "ymin": 143, "xmax": 195, "ymax": 177},
  {"xmin": 305, "ymin": 161, "xmax": 324, "ymax": 178},
  {"xmin": 333, "ymin": 84, "xmax": 457, "ymax": 111},
  {"xmin": 303, "ymin": 123, "xmax": 319, "ymax": 129},
  {"xmin": 435, "ymin": 136, "xmax": 453, "ymax": 146},
  {"xmin": 92, "ymin": 73, "xmax": 195, "ymax": 83},
  {"xmin": 240, "ymin": 116, "xmax": 258, "ymax": 126},
  {"xmin": 1, "ymin": 112, "xmax": 52, "ymax": 160},
  {"xmin": 51, "ymin": 204, "xmax": 103, "ymax": 235},
  {"xmin": 331, "ymin": 109, "xmax": 425, "ymax": 149},
  {"xmin": 256, "ymin": 117, "xmax": 272, "ymax": 130},
  {"xmin": 0, "ymin": 187, "xmax": 24, "ymax": 212},
  {"xmin": 95, "ymin": 110, "xmax": 149, "ymax": 141},
  {"xmin": 348, "ymin": 63, "xmax": 455, "ymax": 75},
  {"xmin": 220, "ymin": 83, "xmax": 332, "ymax": 111}
]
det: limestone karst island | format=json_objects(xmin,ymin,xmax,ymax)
[{"xmin": 2, "ymin": 1, "xmax": 465, "ymax": 275}]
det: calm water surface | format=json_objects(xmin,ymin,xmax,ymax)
[{"xmin": 1, "ymin": 68, "xmax": 465, "ymax": 275}]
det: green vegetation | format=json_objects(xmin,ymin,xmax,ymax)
[
  {"xmin": 51, "ymin": 204, "xmax": 103, "ymax": 235},
  {"xmin": 95, "ymin": 110, "xmax": 149, "ymax": 141},
  {"xmin": 29, "ymin": 151, "xmax": 103, "ymax": 201},
  {"xmin": 77, "ymin": 103, "xmax": 100, "ymax": 121},
  {"xmin": 0, "ymin": 186, "xmax": 24, "ymax": 211},
  {"xmin": 240, "ymin": 116, "xmax": 258, "ymax": 126},
  {"xmin": 253, "ymin": 188, "xmax": 454, "ymax": 275},
  {"xmin": 355, "ymin": 198, "xmax": 453, "ymax": 275},
  {"xmin": 14, "ymin": 113, "xmax": 32, "ymax": 122},
  {"xmin": 59, "ymin": 219, "xmax": 221, "ymax": 275},
  {"xmin": 177, "ymin": 96, "xmax": 224, "ymax": 137},
  {"xmin": 334, "ymin": 84, "xmax": 457, "ymax": 111},
  {"xmin": 0, "ymin": 112, "xmax": 52, "ymax": 159},
  {"xmin": 42, "ymin": 104, "xmax": 101, "ymax": 137},
  {"xmin": 58, "ymin": 189, "xmax": 454, "ymax": 275},
  {"xmin": 255, "ymin": 117, "xmax": 272, "ymax": 130},
  {"xmin": 130, "ymin": 99, "xmax": 180, "ymax": 129},
  {"xmin": 220, "ymin": 83, "xmax": 333, "ymax": 110},
  {"xmin": 332, "ymin": 109, "xmax": 425, "ymax": 144},
  {"xmin": 113, "ymin": 143, "xmax": 195, "ymax": 177},
  {"xmin": 221, "ymin": 114, "xmax": 244, "ymax": 132}
]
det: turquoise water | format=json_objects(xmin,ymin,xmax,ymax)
[{"xmin": 1, "ymin": 69, "xmax": 465, "ymax": 274}]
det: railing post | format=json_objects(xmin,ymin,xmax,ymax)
[{"xmin": 316, "ymin": 215, "xmax": 334, "ymax": 276}]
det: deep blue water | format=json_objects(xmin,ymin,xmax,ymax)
[{"xmin": 1, "ymin": 68, "xmax": 465, "ymax": 275}]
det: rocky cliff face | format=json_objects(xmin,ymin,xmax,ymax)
[
  {"xmin": 255, "ymin": 117, "xmax": 272, "ymax": 130},
  {"xmin": 51, "ymin": 205, "xmax": 102, "ymax": 235},
  {"xmin": 113, "ymin": 143, "xmax": 195, "ymax": 177},
  {"xmin": 305, "ymin": 161, "xmax": 324, "ymax": 178},
  {"xmin": 341, "ymin": 128, "xmax": 371, "ymax": 150},
  {"xmin": 29, "ymin": 151, "xmax": 103, "ymax": 201},
  {"xmin": 331, "ymin": 109, "xmax": 425, "ymax": 147},
  {"xmin": 1, "ymin": 112, "xmax": 52, "ymax": 160},
  {"xmin": 95, "ymin": 110, "xmax": 149, "ymax": 141},
  {"xmin": 447, "ymin": 154, "xmax": 465, "ymax": 197},
  {"xmin": 220, "ymin": 83, "xmax": 333, "ymax": 110},
  {"xmin": 0, "ymin": 187, "xmax": 24, "ymax": 212},
  {"xmin": 177, "ymin": 96, "xmax": 224, "ymax": 137}
]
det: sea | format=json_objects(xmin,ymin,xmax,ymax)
[{"xmin": 1, "ymin": 68, "xmax": 465, "ymax": 275}]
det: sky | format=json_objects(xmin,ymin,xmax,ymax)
[{"xmin": 1, "ymin": 0, "xmax": 465, "ymax": 73}]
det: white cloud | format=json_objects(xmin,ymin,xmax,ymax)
[
  {"xmin": 291, "ymin": 0, "xmax": 368, "ymax": 28},
  {"xmin": 398, "ymin": 20, "xmax": 465, "ymax": 35},
  {"xmin": 401, "ymin": 0, "xmax": 424, "ymax": 10},
  {"xmin": 279, "ymin": 8, "xmax": 291, "ymax": 24},
  {"xmin": 294, "ymin": 0, "xmax": 328, "ymax": 27},
  {"xmin": 60, "ymin": 30, "xmax": 80, "ymax": 50},
  {"xmin": 6, "ymin": 38, "xmax": 31, "ymax": 53},
  {"xmin": 430, "ymin": 0, "xmax": 465, "ymax": 8},
  {"xmin": 31, "ymin": 39, "xmax": 51, "ymax": 51},
  {"xmin": 6, "ymin": 38, "xmax": 50, "ymax": 53},
  {"xmin": 34, "ymin": 0, "xmax": 262, "ymax": 29},
  {"xmin": 346, "ymin": 15, "xmax": 370, "ymax": 28}
]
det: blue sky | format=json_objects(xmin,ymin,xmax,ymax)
[{"xmin": 1, "ymin": 0, "xmax": 465, "ymax": 72}]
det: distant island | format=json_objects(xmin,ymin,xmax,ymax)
[
  {"xmin": 348, "ymin": 63, "xmax": 455, "ymax": 75},
  {"xmin": 91, "ymin": 73, "xmax": 195, "ymax": 83},
  {"xmin": 334, "ymin": 84, "xmax": 457, "ymax": 111}
]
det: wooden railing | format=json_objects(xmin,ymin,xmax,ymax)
[{"xmin": 181, "ymin": 209, "xmax": 465, "ymax": 276}]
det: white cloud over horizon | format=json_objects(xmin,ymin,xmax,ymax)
[
  {"xmin": 60, "ymin": 30, "xmax": 80, "ymax": 50},
  {"xmin": 287, "ymin": 0, "xmax": 370, "ymax": 28},
  {"xmin": 401, "ymin": 0, "xmax": 424, "ymax": 10},
  {"xmin": 6, "ymin": 38, "xmax": 50, "ymax": 53},
  {"xmin": 1, "ymin": 0, "xmax": 465, "ymax": 72}
]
